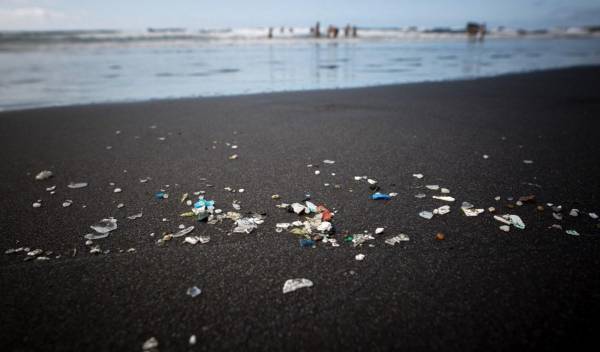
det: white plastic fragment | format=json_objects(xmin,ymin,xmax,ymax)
[
  {"xmin": 32, "ymin": 202, "xmax": 42, "ymax": 208},
  {"xmin": 282, "ymin": 278, "xmax": 313, "ymax": 294},
  {"xmin": 367, "ymin": 178, "xmax": 377, "ymax": 185},
  {"xmin": 67, "ymin": 182, "xmax": 88, "ymax": 189},
  {"xmin": 355, "ymin": 253, "xmax": 366, "ymax": 261},
  {"xmin": 62, "ymin": 200, "xmax": 73, "ymax": 207},
  {"xmin": 432, "ymin": 195, "xmax": 455, "ymax": 202},
  {"xmin": 523, "ymin": 160, "xmax": 534, "ymax": 164},
  {"xmin": 189, "ymin": 335, "xmax": 197, "ymax": 346},
  {"xmin": 565, "ymin": 230, "xmax": 580, "ymax": 236},
  {"xmin": 46, "ymin": 186, "xmax": 56, "ymax": 191},
  {"xmin": 323, "ymin": 159, "xmax": 335, "ymax": 164},
  {"xmin": 127, "ymin": 212, "xmax": 143, "ymax": 220},
  {"xmin": 389, "ymin": 192, "xmax": 398, "ymax": 197},
  {"xmin": 569, "ymin": 209, "xmax": 579, "ymax": 217},
  {"xmin": 508, "ymin": 215, "xmax": 526, "ymax": 229},
  {"xmin": 233, "ymin": 217, "xmax": 261, "ymax": 234},
  {"xmin": 35, "ymin": 170, "xmax": 53, "ymax": 180},
  {"xmin": 172, "ymin": 226, "xmax": 195, "ymax": 238},
  {"xmin": 317, "ymin": 221, "xmax": 332, "ymax": 232},
  {"xmin": 90, "ymin": 218, "xmax": 117, "ymax": 234},
  {"xmin": 291, "ymin": 203, "xmax": 306, "ymax": 214},
  {"xmin": 84, "ymin": 233, "xmax": 109, "ymax": 240},
  {"xmin": 419, "ymin": 211, "xmax": 434, "ymax": 219},
  {"xmin": 385, "ymin": 234, "xmax": 410, "ymax": 245},
  {"xmin": 412, "ymin": 173, "xmax": 424, "ymax": 179},
  {"xmin": 553, "ymin": 213, "xmax": 563, "ymax": 220},
  {"xmin": 433, "ymin": 205, "xmax": 451, "ymax": 215},
  {"xmin": 314, "ymin": 170, "xmax": 320, "ymax": 175},
  {"xmin": 425, "ymin": 185, "xmax": 439, "ymax": 191},
  {"xmin": 440, "ymin": 188, "xmax": 450, "ymax": 194},
  {"xmin": 590, "ymin": 213, "xmax": 599, "ymax": 219},
  {"xmin": 113, "ymin": 188, "xmax": 122, "ymax": 193},
  {"xmin": 493, "ymin": 215, "xmax": 511, "ymax": 225},
  {"xmin": 142, "ymin": 337, "xmax": 158, "ymax": 351},
  {"xmin": 415, "ymin": 193, "xmax": 426, "ymax": 199},
  {"xmin": 187, "ymin": 286, "xmax": 202, "ymax": 298},
  {"xmin": 499, "ymin": 225, "xmax": 510, "ymax": 232},
  {"xmin": 375, "ymin": 227, "xmax": 384, "ymax": 235}
]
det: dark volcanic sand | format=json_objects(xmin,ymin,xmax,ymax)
[{"xmin": 1, "ymin": 67, "xmax": 600, "ymax": 351}]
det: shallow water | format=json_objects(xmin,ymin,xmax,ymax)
[{"xmin": 1, "ymin": 36, "xmax": 600, "ymax": 111}]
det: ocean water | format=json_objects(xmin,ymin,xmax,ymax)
[{"xmin": 1, "ymin": 29, "xmax": 600, "ymax": 111}]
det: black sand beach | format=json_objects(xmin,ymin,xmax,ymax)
[{"xmin": 1, "ymin": 66, "xmax": 600, "ymax": 351}]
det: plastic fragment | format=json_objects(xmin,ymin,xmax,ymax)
[
  {"xmin": 323, "ymin": 159, "xmax": 335, "ymax": 164},
  {"xmin": 228, "ymin": 154, "xmax": 238, "ymax": 160},
  {"xmin": 305, "ymin": 201, "xmax": 317, "ymax": 213},
  {"xmin": 432, "ymin": 195, "xmax": 455, "ymax": 202},
  {"xmin": 355, "ymin": 253, "xmax": 366, "ymax": 261},
  {"xmin": 440, "ymin": 188, "xmax": 450, "ymax": 194},
  {"xmin": 367, "ymin": 178, "xmax": 378, "ymax": 185},
  {"xmin": 435, "ymin": 232, "xmax": 445, "ymax": 241},
  {"xmin": 493, "ymin": 215, "xmax": 511, "ymax": 225},
  {"xmin": 187, "ymin": 286, "xmax": 202, "ymax": 298},
  {"xmin": 499, "ymin": 225, "xmax": 510, "ymax": 232},
  {"xmin": 32, "ymin": 201, "xmax": 42, "ymax": 208},
  {"xmin": 142, "ymin": 337, "xmax": 158, "ymax": 351},
  {"xmin": 180, "ymin": 193, "xmax": 189, "ymax": 203},
  {"xmin": 425, "ymin": 185, "xmax": 439, "ymax": 191},
  {"xmin": 523, "ymin": 160, "xmax": 534, "ymax": 164},
  {"xmin": 553, "ymin": 213, "xmax": 563, "ymax": 220},
  {"xmin": 35, "ymin": 170, "xmax": 53, "ymax": 180},
  {"xmin": 290, "ymin": 203, "xmax": 306, "ymax": 214},
  {"xmin": 127, "ymin": 212, "xmax": 143, "ymax": 220},
  {"xmin": 569, "ymin": 209, "xmax": 579, "ymax": 217},
  {"xmin": 62, "ymin": 200, "xmax": 73, "ymax": 207},
  {"xmin": 415, "ymin": 193, "xmax": 426, "ymax": 199},
  {"xmin": 508, "ymin": 215, "xmax": 526, "ymax": 229},
  {"xmin": 419, "ymin": 211, "xmax": 434, "ymax": 219},
  {"xmin": 375, "ymin": 227, "xmax": 384, "ymax": 234},
  {"xmin": 317, "ymin": 221, "xmax": 332, "ymax": 233},
  {"xmin": 282, "ymin": 278, "xmax": 313, "ymax": 294},
  {"xmin": 433, "ymin": 205, "xmax": 451, "ymax": 215},
  {"xmin": 113, "ymin": 188, "xmax": 122, "ymax": 193},
  {"xmin": 84, "ymin": 233, "xmax": 109, "ymax": 240},
  {"xmin": 233, "ymin": 216, "xmax": 261, "ymax": 234},
  {"xmin": 590, "ymin": 213, "xmax": 599, "ymax": 219},
  {"xmin": 412, "ymin": 173, "xmax": 423, "ymax": 179},
  {"xmin": 371, "ymin": 192, "xmax": 391, "ymax": 200},
  {"xmin": 189, "ymin": 335, "xmax": 196, "ymax": 346},
  {"xmin": 67, "ymin": 182, "xmax": 88, "ymax": 189},
  {"xmin": 172, "ymin": 226, "xmax": 195, "ymax": 238},
  {"xmin": 90, "ymin": 218, "xmax": 117, "ymax": 234},
  {"xmin": 352, "ymin": 233, "xmax": 375, "ymax": 247},
  {"xmin": 566, "ymin": 230, "xmax": 580, "ymax": 236},
  {"xmin": 385, "ymin": 234, "xmax": 410, "ymax": 245}
]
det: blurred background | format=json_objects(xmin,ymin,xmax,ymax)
[{"xmin": 1, "ymin": 0, "xmax": 600, "ymax": 111}]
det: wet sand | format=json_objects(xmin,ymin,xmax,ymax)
[{"xmin": 1, "ymin": 66, "xmax": 600, "ymax": 351}]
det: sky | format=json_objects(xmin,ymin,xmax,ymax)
[{"xmin": 1, "ymin": 0, "xmax": 599, "ymax": 30}]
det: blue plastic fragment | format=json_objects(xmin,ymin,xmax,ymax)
[
  {"xmin": 371, "ymin": 192, "xmax": 391, "ymax": 200},
  {"xmin": 299, "ymin": 239, "xmax": 315, "ymax": 247},
  {"xmin": 194, "ymin": 199, "xmax": 215, "ymax": 208},
  {"xmin": 155, "ymin": 192, "xmax": 165, "ymax": 199}
]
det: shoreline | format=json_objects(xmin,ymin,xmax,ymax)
[
  {"xmin": 2, "ymin": 64, "xmax": 599, "ymax": 114},
  {"xmin": 1, "ymin": 66, "xmax": 600, "ymax": 351}
]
